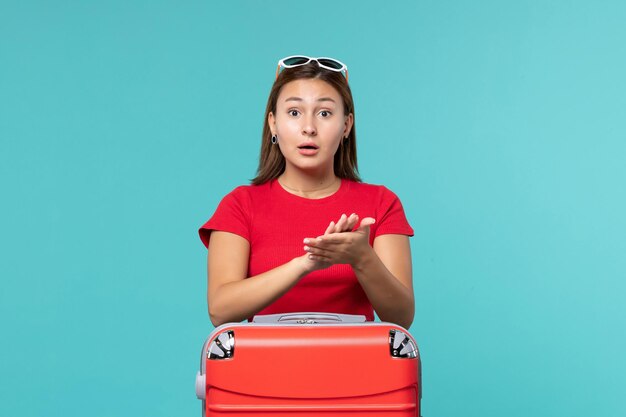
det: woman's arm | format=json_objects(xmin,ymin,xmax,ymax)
[
  {"xmin": 303, "ymin": 217, "xmax": 414, "ymax": 329},
  {"xmin": 355, "ymin": 234, "xmax": 414, "ymax": 329},
  {"xmin": 207, "ymin": 231, "xmax": 311, "ymax": 327}
]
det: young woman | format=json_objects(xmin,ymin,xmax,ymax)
[{"xmin": 199, "ymin": 56, "xmax": 415, "ymax": 329}]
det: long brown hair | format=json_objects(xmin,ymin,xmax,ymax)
[{"xmin": 251, "ymin": 62, "xmax": 360, "ymax": 185}]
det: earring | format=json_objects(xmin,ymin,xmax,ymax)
[{"xmin": 271, "ymin": 135, "xmax": 278, "ymax": 144}]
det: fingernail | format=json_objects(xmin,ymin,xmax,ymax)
[
  {"xmin": 304, "ymin": 246, "xmax": 310, "ymax": 252},
  {"xmin": 303, "ymin": 238, "xmax": 310, "ymax": 244}
]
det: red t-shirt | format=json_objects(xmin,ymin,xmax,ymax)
[{"xmin": 199, "ymin": 179, "xmax": 413, "ymax": 321}]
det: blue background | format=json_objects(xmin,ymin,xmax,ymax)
[{"xmin": 1, "ymin": 1, "xmax": 625, "ymax": 416}]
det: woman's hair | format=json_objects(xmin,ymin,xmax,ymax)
[{"xmin": 251, "ymin": 62, "xmax": 360, "ymax": 185}]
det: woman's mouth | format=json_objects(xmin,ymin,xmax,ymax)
[{"xmin": 298, "ymin": 143, "xmax": 319, "ymax": 156}]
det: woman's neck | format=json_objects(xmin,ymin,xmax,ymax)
[{"xmin": 277, "ymin": 172, "xmax": 341, "ymax": 199}]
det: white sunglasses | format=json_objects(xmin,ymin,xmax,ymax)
[{"xmin": 276, "ymin": 55, "xmax": 349, "ymax": 81}]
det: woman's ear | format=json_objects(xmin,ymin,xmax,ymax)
[
  {"xmin": 268, "ymin": 112, "xmax": 276, "ymax": 135},
  {"xmin": 343, "ymin": 113, "xmax": 354, "ymax": 138}
]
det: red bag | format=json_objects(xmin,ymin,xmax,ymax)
[{"xmin": 195, "ymin": 313, "xmax": 422, "ymax": 416}]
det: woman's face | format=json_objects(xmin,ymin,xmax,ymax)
[{"xmin": 269, "ymin": 78, "xmax": 353, "ymax": 176}]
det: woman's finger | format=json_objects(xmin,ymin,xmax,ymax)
[
  {"xmin": 305, "ymin": 246, "xmax": 332, "ymax": 260},
  {"xmin": 303, "ymin": 237, "xmax": 323, "ymax": 247},
  {"xmin": 304, "ymin": 244, "xmax": 330, "ymax": 256},
  {"xmin": 307, "ymin": 254, "xmax": 332, "ymax": 263},
  {"xmin": 345, "ymin": 213, "xmax": 358, "ymax": 231},
  {"xmin": 357, "ymin": 217, "xmax": 376, "ymax": 231},
  {"xmin": 334, "ymin": 213, "xmax": 347, "ymax": 233},
  {"xmin": 311, "ymin": 233, "xmax": 349, "ymax": 245},
  {"xmin": 305, "ymin": 238, "xmax": 343, "ymax": 253},
  {"xmin": 324, "ymin": 221, "xmax": 335, "ymax": 235}
]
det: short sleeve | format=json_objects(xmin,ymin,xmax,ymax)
[
  {"xmin": 374, "ymin": 187, "xmax": 414, "ymax": 237},
  {"xmin": 198, "ymin": 187, "xmax": 251, "ymax": 248}
]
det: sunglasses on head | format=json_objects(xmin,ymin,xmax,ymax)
[{"xmin": 276, "ymin": 55, "xmax": 349, "ymax": 81}]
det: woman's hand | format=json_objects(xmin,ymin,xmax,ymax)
[
  {"xmin": 323, "ymin": 213, "xmax": 359, "ymax": 235},
  {"xmin": 297, "ymin": 213, "xmax": 360, "ymax": 272},
  {"xmin": 303, "ymin": 215, "xmax": 376, "ymax": 268}
]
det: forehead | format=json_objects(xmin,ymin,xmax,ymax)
[{"xmin": 277, "ymin": 78, "xmax": 342, "ymax": 104}]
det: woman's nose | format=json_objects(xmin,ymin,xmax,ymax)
[{"xmin": 302, "ymin": 115, "xmax": 317, "ymax": 136}]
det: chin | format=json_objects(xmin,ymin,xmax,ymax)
[{"xmin": 289, "ymin": 162, "xmax": 326, "ymax": 174}]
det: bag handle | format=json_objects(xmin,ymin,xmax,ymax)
[{"xmin": 252, "ymin": 312, "xmax": 367, "ymax": 324}]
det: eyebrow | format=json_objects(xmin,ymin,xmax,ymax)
[{"xmin": 284, "ymin": 97, "xmax": 336, "ymax": 103}]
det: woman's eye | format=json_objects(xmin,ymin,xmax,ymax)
[
  {"xmin": 319, "ymin": 110, "xmax": 331, "ymax": 117},
  {"xmin": 289, "ymin": 110, "xmax": 300, "ymax": 117}
]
